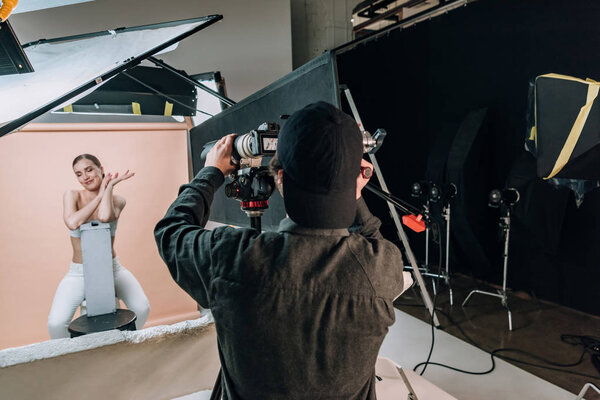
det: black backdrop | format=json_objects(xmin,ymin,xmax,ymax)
[
  {"xmin": 335, "ymin": 0, "xmax": 600, "ymax": 314},
  {"xmin": 190, "ymin": 52, "xmax": 339, "ymax": 230},
  {"xmin": 190, "ymin": 0, "xmax": 600, "ymax": 315}
]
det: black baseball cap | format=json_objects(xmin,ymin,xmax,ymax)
[{"xmin": 277, "ymin": 101, "xmax": 363, "ymax": 229}]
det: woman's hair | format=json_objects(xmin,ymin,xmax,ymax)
[
  {"xmin": 72, "ymin": 154, "xmax": 102, "ymax": 169},
  {"xmin": 72, "ymin": 154, "xmax": 104, "ymax": 178}
]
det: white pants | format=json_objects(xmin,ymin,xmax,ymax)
[{"xmin": 47, "ymin": 257, "xmax": 150, "ymax": 339}]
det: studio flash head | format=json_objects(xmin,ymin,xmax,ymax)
[
  {"xmin": 410, "ymin": 182, "xmax": 423, "ymax": 198},
  {"xmin": 488, "ymin": 188, "xmax": 520, "ymax": 208},
  {"xmin": 428, "ymin": 184, "xmax": 441, "ymax": 203}
]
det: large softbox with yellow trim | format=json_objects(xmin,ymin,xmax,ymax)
[{"xmin": 527, "ymin": 73, "xmax": 600, "ymax": 181}]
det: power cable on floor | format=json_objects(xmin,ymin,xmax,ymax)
[
  {"xmin": 416, "ymin": 217, "xmax": 443, "ymax": 376},
  {"xmin": 408, "ymin": 303, "xmax": 600, "ymax": 379}
]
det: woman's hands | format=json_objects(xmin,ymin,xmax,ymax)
[
  {"xmin": 97, "ymin": 170, "xmax": 133, "ymax": 222},
  {"xmin": 108, "ymin": 170, "xmax": 135, "ymax": 188},
  {"xmin": 98, "ymin": 170, "xmax": 135, "ymax": 197}
]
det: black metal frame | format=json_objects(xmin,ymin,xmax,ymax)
[
  {"xmin": 148, "ymin": 56, "xmax": 235, "ymax": 107},
  {"xmin": 338, "ymin": 0, "xmax": 469, "ymax": 55},
  {"xmin": 0, "ymin": 15, "xmax": 223, "ymax": 138},
  {"xmin": 0, "ymin": 20, "xmax": 34, "ymax": 75}
]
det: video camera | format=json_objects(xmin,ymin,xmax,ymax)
[{"xmin": 201, "ymin": 122, "xmax": 280, "ymax": 221}]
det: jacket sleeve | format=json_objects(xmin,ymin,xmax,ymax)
[
  {"xmin": 153, "ymin": 166, "xmax": 225, "ymax": 308},
  {"xmin": 348, "ymin": 197, "xmax": 384, "ymax": 240}
]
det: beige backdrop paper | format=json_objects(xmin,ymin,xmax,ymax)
[{"xmin": 0, "ymin": 122, "xmax": 201, "ymax": 349}]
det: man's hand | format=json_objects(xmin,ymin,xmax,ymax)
[
  {"xmin": 205, "ymin": 133, "xmax": 239, "ymax": 176},
  {"xmin": 356, "ymin": 158, "xmax": 373, "ymax": 199}
]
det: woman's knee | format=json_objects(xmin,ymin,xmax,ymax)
[{"xmin": 47, "ymin": 314, "xmax": 71, "ymax": 339}]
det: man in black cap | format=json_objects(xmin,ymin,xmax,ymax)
[{"xmin": 155, "ymin": 101, "xmax": 409, "ymax": 399}]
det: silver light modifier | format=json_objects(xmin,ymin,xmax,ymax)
[{"xmin": 362, "ymin": 128, "xmax": 387, "ymax": 154}]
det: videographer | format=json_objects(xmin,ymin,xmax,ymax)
[{"xmin": 154, "ymin": 102, "xmax": 410, "ymax": 399}]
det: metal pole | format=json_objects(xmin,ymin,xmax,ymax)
[
  {"xmin": 445, "ymin": 204, "xmax": 451, "ymax": 276},
  {"xmin": 148, "ymin": 56, "xmax": 237, "ymax": 107},
  {"xmin": 444, "ymin": 203, "xmax": 453, "ymax": 305},
  {"xmin": 424, "ymin": 202, "xmax": 430, "ymax": 271},
  {"xmin": 344, "ymin": 88, "xmax": 439, "ymax": 327},
  {"xmin": 502, "ymin": 210, "xmax": 510, "ymax": 293}
]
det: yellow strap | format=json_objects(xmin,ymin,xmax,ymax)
[
  {"xmin": 63, "ymin": 105, "xmax": 73, "ymax": 113},
  {"xmin": 544, "ymin": 82, "xmax": 600, "ymax": 179},
  {"xmin": 132, "ymin": 102, "xmax": 141, "ymax": 115},
  {"xmin": 528, "ymin": 126, "xmax": 536, "ymax": 141},
  {"xmin": 538, "ymin": 73, "xmax": 594, "ymax": 84},
  {"xmin": 531, "ymin": 81, "xmax": 538, "ymax": 147},
  {"xmin": 164, "ymin": 101, "xmax": 173, "ymax": 116}
]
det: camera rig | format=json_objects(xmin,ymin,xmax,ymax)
[{"xmin": 202, "ymin": 122, "xmax": 280, "ymax": 231}]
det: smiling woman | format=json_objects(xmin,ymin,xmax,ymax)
[
  {"xmin": 0, "ymin": 121, "xmax": 201, "ymax": 349},
  {"xmin": 46, "ymin": 153, "xmax": 150, "ymax": 339}
]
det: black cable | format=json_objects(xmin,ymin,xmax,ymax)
[
  {"xmin": 411, "ymin": 307, "xmax": 600, "ymax": 379},
  {"xmin": 121, "ymin": 71, "xmax": 214, "ymax": 117},
  {"xmin": 417, "ymin": 219, "xmax": 443, "ymax": 376}
]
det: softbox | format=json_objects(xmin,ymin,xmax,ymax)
[
  {"xmin": 528, "ymin": 73, "xmax": 600, "ymax": 182},
  {"xmin": 0, "ymin": 15, "xmax": 222, "ymax": 137}
]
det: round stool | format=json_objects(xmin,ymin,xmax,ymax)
[{"xmin": 68, "ymin": 309, "xmax": 137, "ymax": 338}]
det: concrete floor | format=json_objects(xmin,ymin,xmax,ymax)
[{"xmin": 394, "ymin": 273, "xmax": 600, "ymax": 399}]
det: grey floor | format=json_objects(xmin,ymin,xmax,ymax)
[
  {"xmin": 174, "ymin": 309, "xmax": 576, "ymax": 400},
  {"xmin": 380, "ymin": 309, "xmax": 576, "ymax": 400}
]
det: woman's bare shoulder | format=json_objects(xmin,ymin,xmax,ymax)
[{"xmin": 63, "ymin": 189, "xmax": 80, "ymax": 200}]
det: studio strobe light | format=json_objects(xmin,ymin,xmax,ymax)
[{"xmin": 462, "ymin": 187, "xmax": 520, "ymax": 331}]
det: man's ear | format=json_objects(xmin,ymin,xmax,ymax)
[{"xmin": 277, "ymin": 169, "xmax": 284, "ymax": 187}]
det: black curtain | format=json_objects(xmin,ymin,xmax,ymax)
[{"xmin": 335, "ymin": 0, "xmax": 600, "ymax": 314}]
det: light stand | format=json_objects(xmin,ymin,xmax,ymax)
[
  {"xmin": 344, "ymin": 87, "xmax": 440, "ymax": 327},
  {"xmin": 406, "ymin": 183, "xmax": 455, "ymax": 305},
  {"xmin": 420, "ymin": 199, "xmax": 454, "ymax": 305},
  {"xmin": 462, "ymin": 205, "xmax": 513, "ymax": 331},
  {"xmin": 424, "ymin": 201, "xmax": 432, "ymax": 274}
]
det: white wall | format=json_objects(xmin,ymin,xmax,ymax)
[{"xmin": 11, "ymin": 0, "xmax": 292, "ymax": 102}]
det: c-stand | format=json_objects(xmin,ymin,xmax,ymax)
[
  {"xmin": 462, "ymin": 205, "xmax": 513, "ymax": 331},
  {"xmin": 419, "ymin": 199, "xmax": 454, "ymax": 306}
]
